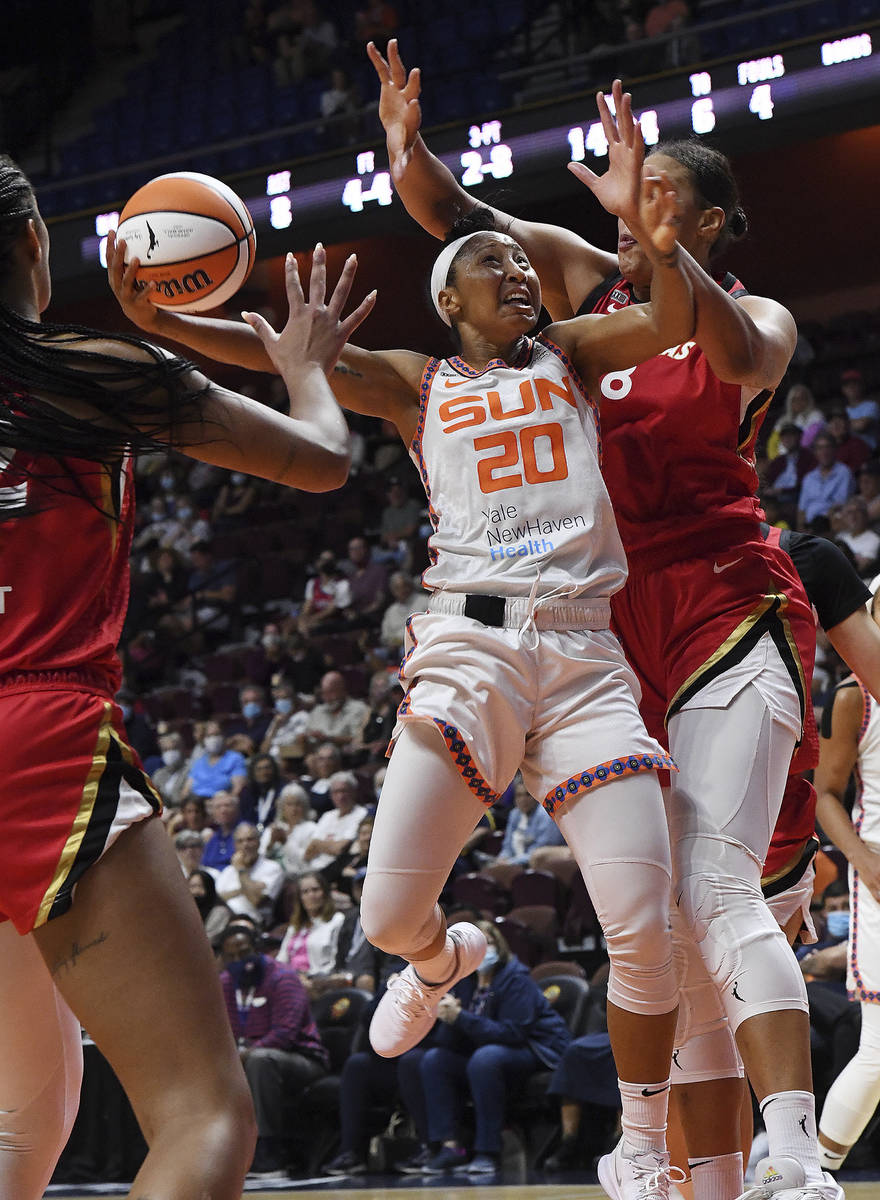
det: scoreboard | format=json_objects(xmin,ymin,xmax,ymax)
[{"xmin": 46, "ymin": 26, "xmax": 879, "ymax": 292}]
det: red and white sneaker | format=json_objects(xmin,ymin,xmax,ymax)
[
  {"xmin": 369, "ymin": 922, "xmax": 487, "ymax": 1057},
  {"xmin": 598, "ymin": 1138, "xmax": 685, "ymax": 1200}
]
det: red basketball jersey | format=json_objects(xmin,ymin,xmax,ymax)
[
  {"xmin": 581, "ymin": 272, "xmax": 770, "ymax": 569},
  {"xmin": 0, "ymin": 449, "xmax": 134, "ymax": 696}
]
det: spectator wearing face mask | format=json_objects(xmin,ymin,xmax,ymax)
[
  {"xmin": 212, "ymin": 470, "xmax": 257, "ymax": 530},
  {"xmin": 261, "ymin": 679, "xmax": 310, "ymax": 764},
  {"xmin": 152, "ymin": 730, "xmax": 191, "ymax": 808},
  {"xmin": 225, "ymin": 684, "xmax": 273, "ymax": 748},
  {"xmin": 219, "ymin": 924, "xmax": 329, "ymax": 1178},
  {"xmin": 183, "ymin": 721, "xmax": 248, "ymax": 801}
]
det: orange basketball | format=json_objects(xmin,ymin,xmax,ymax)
[{"xmin": 116, "ymin": 172, "xmax": 256, "ymax": 313}]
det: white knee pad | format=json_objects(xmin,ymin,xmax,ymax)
[
  {"xmin": 676, "ymin": 851, "xmax": 808, "ymax": 1035},
  {"xmin": 671, "ymin": 905, "xmax": 743, "ymax": 1084},
  {"xmin": 819, "ymin": 1002, "xmax": 880, "ymax": 1149}
]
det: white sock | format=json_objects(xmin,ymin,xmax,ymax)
[
  {"xmin": 817, "ymin": 1142, "xmax": 846, "ymax": 1172},
  {"xmin": 689, "ymin": 1152, "xmax": 743, "ymax": 1200},
  {"xmin": 760, "ymin": 1090, "xmax": 823, "ymax": 1184},
  {"xmin": 618, "ymin": 1078, "xmax": 670, "ymax": 1155}
]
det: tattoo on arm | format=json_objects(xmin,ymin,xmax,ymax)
[
  {"xmin": 333, "ymin": 362, "xmax": 364, "ymax": 377},
  {"xmin": 50, "ymin": 930, "xmax": 109, "ymax": 976}
]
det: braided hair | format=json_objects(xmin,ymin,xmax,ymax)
[
  {"xmin": 0, "ymin": 154, "xmax": 212, "ymax": 514},
  {"xmin": 653, "ymin": 140, "xmax": 748, "ymax": 258}
]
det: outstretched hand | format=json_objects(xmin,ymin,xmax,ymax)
[
  {"xmin": 242, "ymin": 245, "xmax": 376, "ymax": 379},
  {"xmin": 567, "ymin": 79, "xmax": 645, "ymax": 228},
  {"xmin": 106, "ymin": 228, "xmax": 163, "ymax": 333},
  {"xmin": 367, "ymin": 38, "xmax": 422, "ymax": 179}
]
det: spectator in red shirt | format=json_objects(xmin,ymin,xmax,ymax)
[{"xmin": 220, "ymin": 924, "xmax": 329, "ymax": 1178}]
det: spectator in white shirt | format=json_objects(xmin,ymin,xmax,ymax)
[
  {"xmin": 260, "ymin": 784, "xmax": 318, "ymax": 878},
  {"xmin": 838, "ymin": 495, "xmax": 880, "ymax": 578},
  {"xmin": 215, "ymin": 823, "xmax": 285, "ymax": 927},
  {"xmin": 303, "ymin": 771, "xmax": 368, "ymax": 872}
]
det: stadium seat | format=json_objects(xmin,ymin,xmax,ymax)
[
  {"xmin": 511, "ymin": 869, "xmax": 564, "ymax": 915},
  {"xmin": 452, "ymin": 871, "xmax": 511, "ymax": 917}
]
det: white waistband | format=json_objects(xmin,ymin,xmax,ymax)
[{"xmin": 426, "ymin": 590, "xmax": 610, "ymax": 631}]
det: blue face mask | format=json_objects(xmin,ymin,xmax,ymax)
[
  {"xmin": 480, "ymin": 946, "xmax": 500, "ymax": 971},
  {"xmin": 227, "ymin": 954, "xmax": 264, "ymax": 988},
  {"xmin": 826, "ymin": 910, "xmax": 850, "ymax": 940},
  {"xmin": 242, "ymin": 701, "xmax": 261, "ymax": 720},
  {"xmin": 275, "ymin": 698, "xmax": 293, "ymax": 715}
]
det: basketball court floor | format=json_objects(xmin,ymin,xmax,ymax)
[{"xmin": 44, "ymin": 1174, "xmax": 880, "ymax": 1200}]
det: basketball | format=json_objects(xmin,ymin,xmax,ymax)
[{"xmin": 115, "ymin": 171, "xmax": 256, "ymax": 313}]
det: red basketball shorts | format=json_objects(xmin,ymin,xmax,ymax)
[{"xmin": 0, "ymin": 685, "xmax": 160, "ymax": 934}]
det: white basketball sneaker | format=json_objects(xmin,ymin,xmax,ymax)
[
  {"xmin": 598, "ymin": 1138, "xmax": 685, "ymax": 1200},
  {"xmin": 737, "ymin": 1157, "xmax": 844, "ymax": 1200},
  {"xmin": 369, "ymin": 922, "xmax": 487, "ymax": 1057}
]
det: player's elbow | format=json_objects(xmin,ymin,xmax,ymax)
[{"xmin": 302, "ymin": 446, "xmax": 351, "ymax": 492}]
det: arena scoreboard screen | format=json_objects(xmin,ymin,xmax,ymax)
[{"xmin": 49, "ymin": 27, "xmax": 879, "ymax": 288}]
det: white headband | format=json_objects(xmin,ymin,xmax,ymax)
[{"xmin": 430, "ymin": 233, "xmax": 485, "ymax": 326}]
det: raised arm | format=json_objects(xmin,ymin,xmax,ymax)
[
  {"xmin": 565, "ymin": 80, "xmax": 795, "ymax": 390},
  {"xmin": 367, "ymin": 38, "xmax": 615, "ymax": 321},
  {"xmin": 550, "ymin": 87, "xmax": 693, "ymax": 381},
  {"xmin": 95, "ymin": 248, "xmax": 373, "ymax": 490},
  {"xmin": 108, "ymin": 231, "xmax": 423, "ymax": 440}
]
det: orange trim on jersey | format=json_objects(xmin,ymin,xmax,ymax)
[{"xmin": 35, "ymin": 701, "xmax": 113, "ymax": 926}]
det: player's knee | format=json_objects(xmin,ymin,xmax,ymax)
[{"xmin": 359, "ymin": 883, "xmax": 434, "ymax": 956}]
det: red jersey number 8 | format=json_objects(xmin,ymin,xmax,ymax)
[{"xmin": 600, "ymin": 367, "xmax": 636, "ymax": 401}]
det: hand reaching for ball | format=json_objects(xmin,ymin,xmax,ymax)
[{"xmin": 242, "ymin": 245, "xmax": 376, "ymax": 380}]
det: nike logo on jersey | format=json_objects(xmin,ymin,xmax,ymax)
[
  {"xmin": 443, "ymin": 378, "xmax": 473, "ymax": 387},
  {"xmin": 713, "ymin": 558, "xmax": 742, "ymax": 574},
  {"xmin": 641, "ymin": 1085, "xmax": 669, "ymax": 1097}
]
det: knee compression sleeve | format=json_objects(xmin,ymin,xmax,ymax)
[
  {"xmin": 671, "ymin": 905, "xmax": 743, "ymax": 1083},
  {"xmin": 675, "ymin": 847, "xmax": 807, "ymax": 1034},
  {"xmin": 819, "ymin": 1002, "xmax": 880, "ymax": 1150},
  {"xmin": 557, "ymin": 771, "xmax": 678, "ymax": 1015},
  {"xmin": 669, "ymin": 689, "xmax": 807, "ymax": 1034}
]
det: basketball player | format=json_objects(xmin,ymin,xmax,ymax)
[
  {"xmin": 0, "ymin": 153, "xmax": 374, "ymax": 1200},
  {"xmin": 109, "ymin": 105, "xmax": 697, "ymax": 1199},
  {"xmin": 366, "ymin": 42, "xmax": 838, "ymax": 1200},
  {"xmin": 801, "ymin": 579, "xmax": 880, "ymax": 1173}
]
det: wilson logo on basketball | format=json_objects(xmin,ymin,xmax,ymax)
[{"xmin": 152, "ymin": 269, "xmax": 214, "ymax": 299}]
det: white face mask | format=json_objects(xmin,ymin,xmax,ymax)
[
  {"xmin": 230, "ymin": 472, "xmax": 247, "ymax": 485},
  {"xmin": 162, "ymin": 748, "xmax": 183, "ymax": 768},
  {"xmin": 204, "ymin": 734, "xmax": 224, "ymax": 756}
]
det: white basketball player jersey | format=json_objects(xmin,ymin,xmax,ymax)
[
  {"xmin": 411, "ymin": 335, "xmax": 627, "ymax": 600},
  {"xmin": 856, "ymin": 681, "xmax": 880, "ymax": 847}
]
